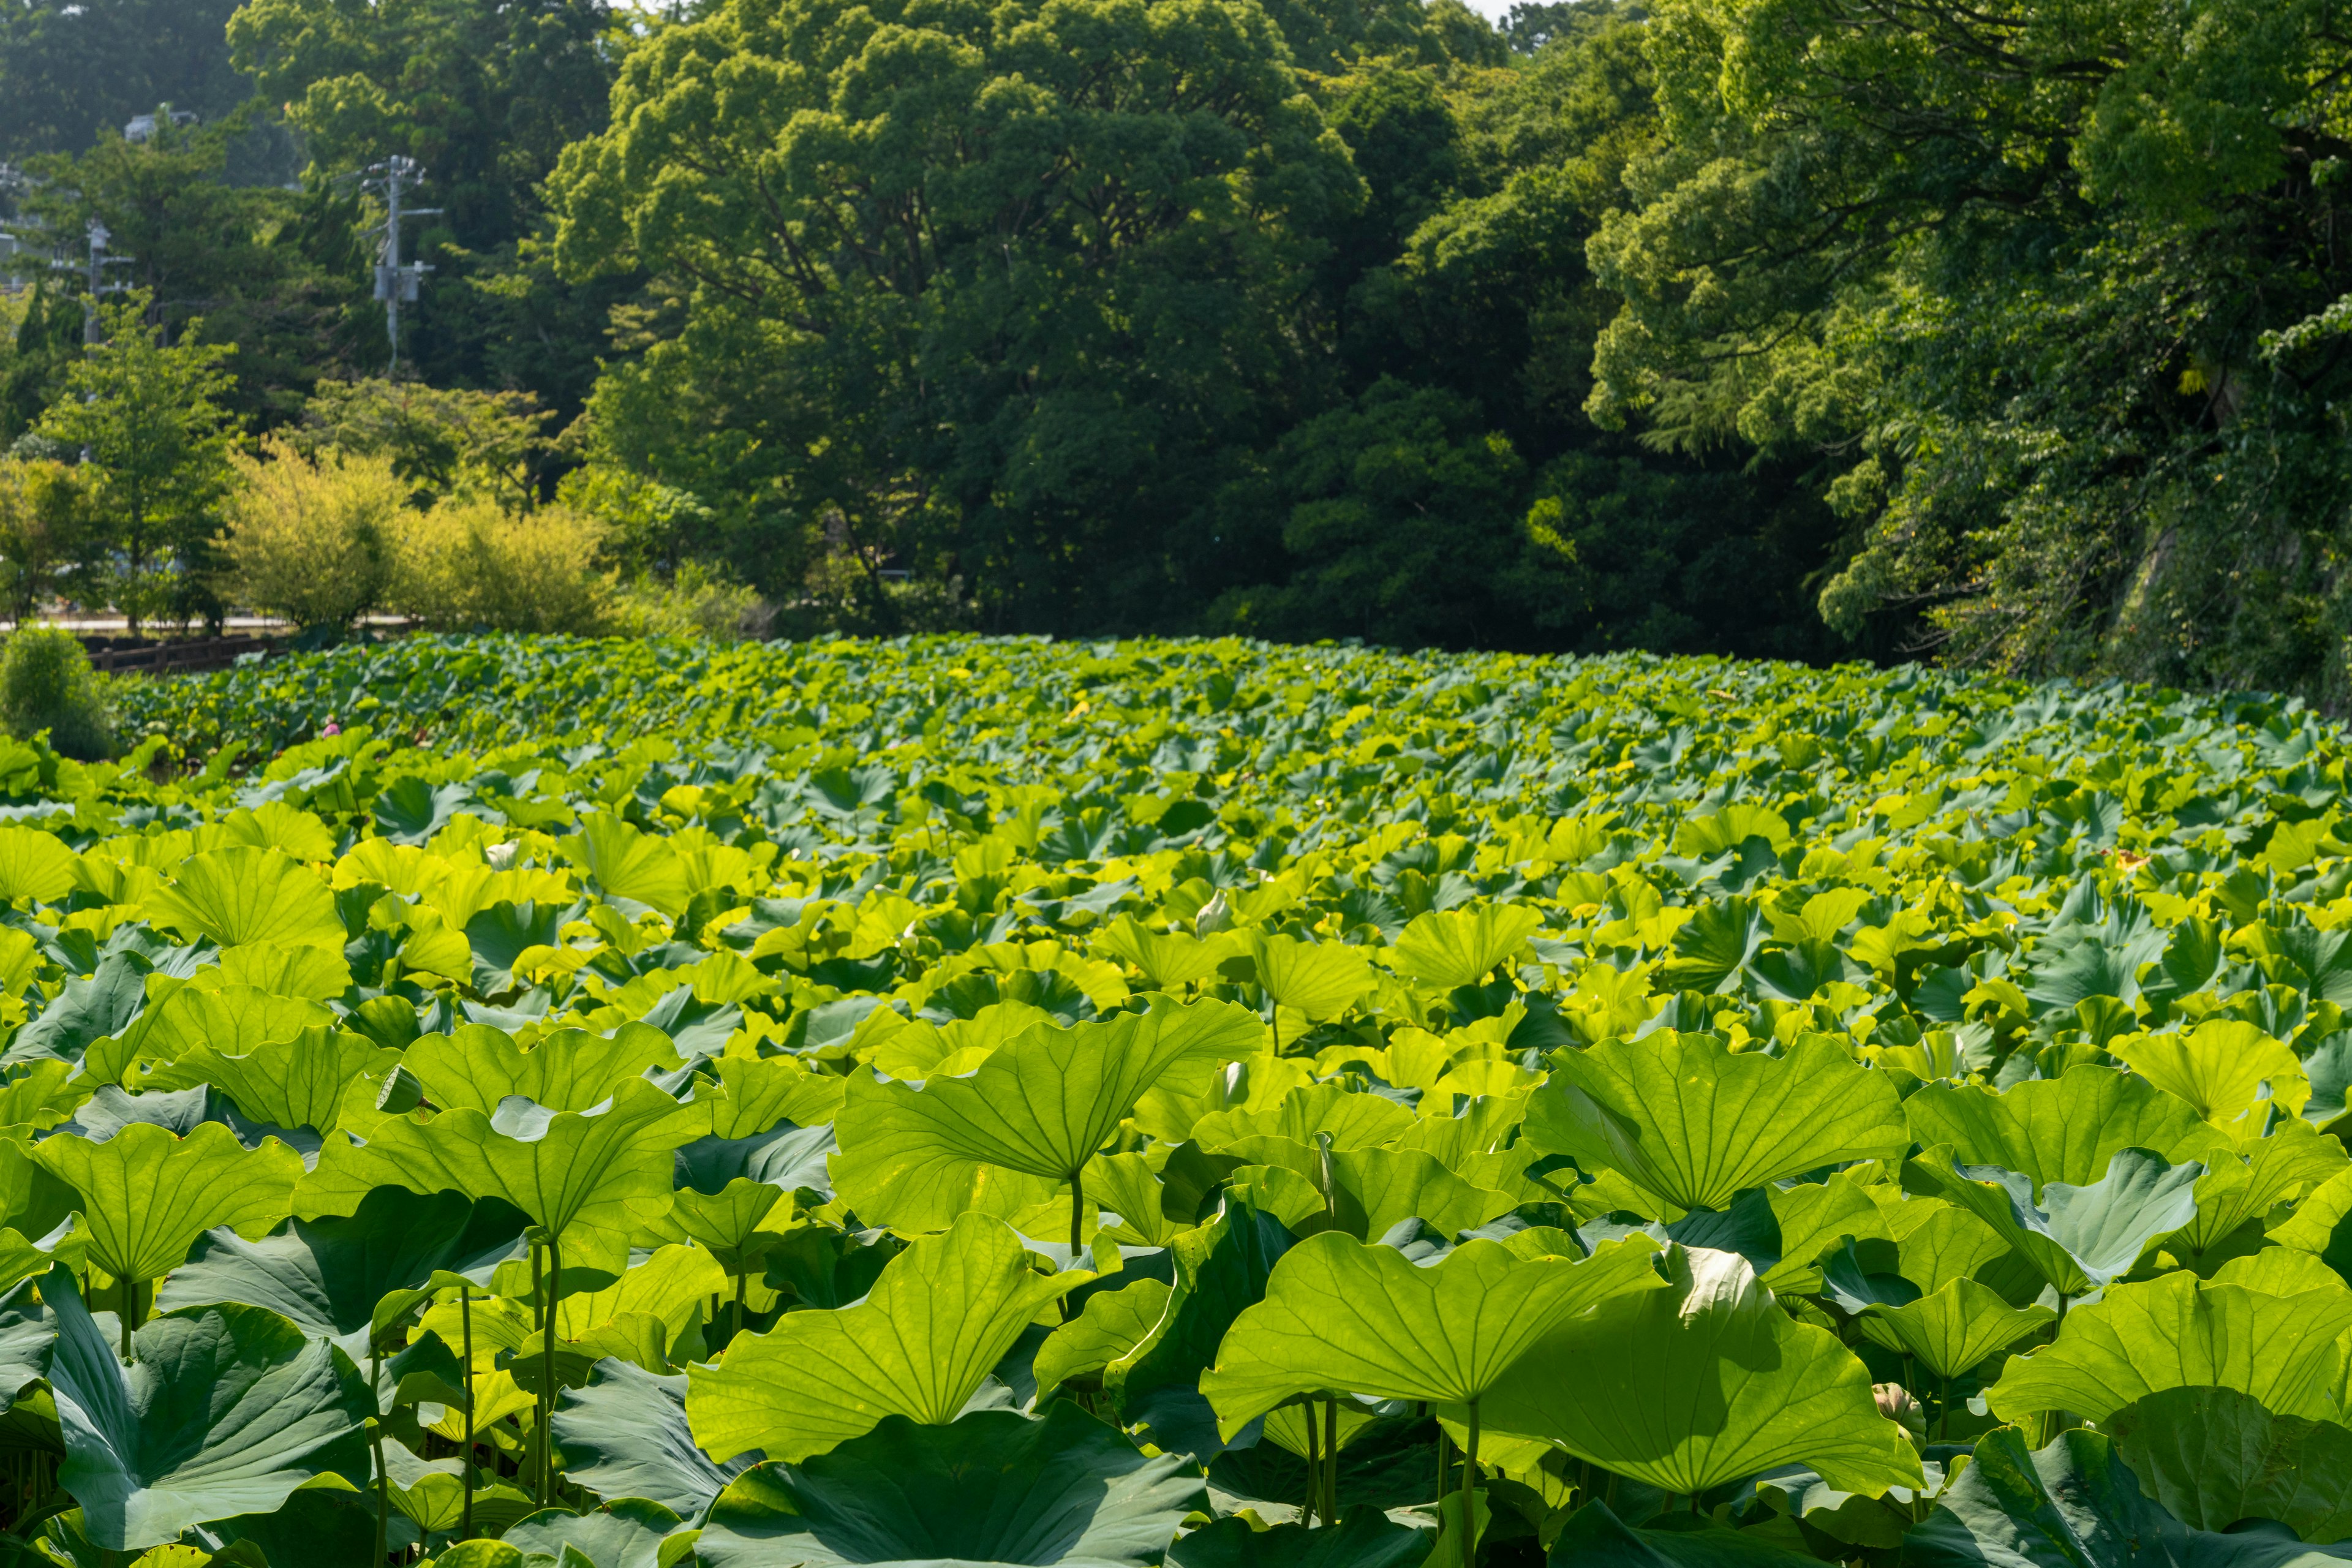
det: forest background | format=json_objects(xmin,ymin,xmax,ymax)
[{"xmin": 1, "ymin": 0, "xmax": 2348, "ymax": 701}]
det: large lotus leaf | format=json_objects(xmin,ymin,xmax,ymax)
[
  {"xmin": 1904, "ymin": 1066, "xmax": 2233, "ymax": 1194},
  {"xmin": 693, "ymin": 1405, "xmax": 1203, "ymax": 1568},
  {"xmin": 1905, "ymin": 1424, "xmax": 2352, "ymax": 1567},
  {"xmin": 1035, "ymin": 1278, "xmax": 1173, "ymax": 1398},
  {"xmin": 1218, "ymin": 1139, "xmax": 1518, "ymax": 1240},
  {"xmin": 1523, "ymin": 1032, "xmax": 1908, "ymax": 1214},
  {"xmin": 1545, "ymin": 1500, "xmax": 1830, "ymax": 1567},
  {"xmin": 2105, "ymin": 1386, "xmax": 2352, "ymax": 1542},
  {"xmin": 2111, "ymin": 1020, "xmax": 2307, "ymax": 1128},
  {"xmin": 832, "ymin": 998, "xmax": 1258, "ymax": 1226},
  {"xmin": 1912, "ymin": 1146, "xmax": 2204, "ymax": 1297},
  {"xmin": 33, "ymin": 1120, "xmax": 301, "ymax": 1285},
  {"xmin": 1985, "ymin": 1270, "xmax": 2352, "ymax": 1423},
  {"xmin": 373, "ymin": 776, "xmax": 477, "ymax": 846},
  {"xmin": 675, "ymin": 1123, "xmax": 836, "ymax": 1196},
  {"xmin": 0, "ymin": 826, "xmax": 75, "ymax": 903},
  {"xmin": 1245, "ymin": 932, "xmax": 1376, "ymax": 1023},
  {"xmin": 168, "ymin": 1026, "xmax": 393, "ymax": 1135},
  {"xmin": 404, "ymin": 1023, "xmax": 683, "ymax": 1115},
  {"xmin": 564, "ymin": 815, "xmax": 690, "ymax": 917},
  {"xmin": 0, "ymin": 1277, "xmax": 54, "ymax": 1401},
  {"xmin": 157, "ymin": 1188, "xmax": 527, "ymax": 1351},
  {"xmin": 1857, "ymin": 1277, "xmax": 2058, "ymax": 1382},
  {"xmin": 1107, "ymin": 1196, "xmax": 1295, "ymax": 1422},
  {"xmin": 1389, "ymin": 906, "xmax": 1542, "ymax": 989},
  {"xmin": 693, "ymin": 1053, "xmax": 845, "ymax": 1140},
  {"xmin": 1199, "ymin": 1231, "xmax": 1662, "ymax": 1438},
  {"xmin": 553, "ymin": 1243, "xmax": 726, "ymax": 1345},
  {"xmin": 465, "ymin": 899, "xmax": 568, "ymax": 997},
  {"xmin": 4, "ymin": 951, "xmax": 149, "ymax": 1069},
  {"xmin": 503, "ymin": 1497, "xmax": 689, "ymax": 1568},
  {"xmin": 2172, "ymin": 1119, "xmax": 2347, "ymax": 1260},
  {"xmin": 687, "ymin": 1212, "xmax": 1078, "ymax": 1464},
  {"xmin": 296, "ymin": 1076, "xmax": 695, "ymax": 1266},
  {"xmin": 1094, "ymin": 917, "xmax": 1220, "ymax": 992},
  {"xmin": 42, "ymin": 1266, "xmax": 375, "ymax": 1551},
  {"xmin": 1660, "ymin": 897, "xmax": 1771, "ymax": 993},
  {"xmin": 130, "ymin": 985, "xmax": 334, "ymax": 1067},
  {"xmin": 144, "ymin": 847, "xmax": 342, "ymax": 949},
  {"xmin": 1168, "ymin": 1506, "xmax": 1432, "ymax": 1568},
  {"xmin": 554, "ymin": 1357, "xmax": 756, "ymax": 1521},
  {"xmin": 1479, "ymin": 1245, "xmax": 1924, "ymax": 1498},
  {"xmin": 1189, "ymin": 1082, "xmax": 1415, "ymax": 1154}
]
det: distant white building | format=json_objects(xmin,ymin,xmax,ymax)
[{"xmin": 123, "ymin": 110, "xmax": 200, "ymax": 144}]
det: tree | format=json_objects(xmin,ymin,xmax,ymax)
[
  {"xmin": 36, "ymin": 294, "xmax": 239, "ymax": 630},
  {"xmin": 0, "ymin": 456, "xmax": 88, "ymax": 625},
  {"xmin": 1581, "ymin": 0, "xmax": 2352, "ymax": 698},
  {"xmin": 0, "ymin": 0, "xmax": 251, "ymax": 159},
  {"xmin": 215, "ymin": 438, "xmax": 404, "ymax": 632},
  {"xmin": 551, "ymin": 0, "xmax": 1371, "ymax": 628}
]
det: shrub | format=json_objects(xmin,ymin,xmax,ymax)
[
  {"xmin": 0, "ymin": 626, "xmax": 115, "ymax": 760},
  {"xmin": 0, "ymin": 458, "xmax": 88, "ymax": 627},
  {"xmin": 389, "ymin": 500, "xmax": 612, "ymax": 633},
  {"xmin": 214, "ymin": 438, "xmax": 407, "ymax": 632},
  {"xmin": 609, "ymin": 560, "xmax": 772, "ymax": 643}
]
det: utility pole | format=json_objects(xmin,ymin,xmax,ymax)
[
  {"xmin": 66, "ymin": 220, "xmax": 135, "ymax": 344},
  {"xmin": 364, "ymin": 156, "xmax": 441, "ymax": 376}
]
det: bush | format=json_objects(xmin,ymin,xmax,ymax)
[
  {"xmin": 609, "ymin": 560, "xmax": 772, "ymax": 642},
  {"xmin": 0, "ymin": 627, "xmax": 115, "ymax": 760},
  {"xmin": 214, "ymin": 439, "xmax": 407, "ymax": 631},
  {"xmin": 0, "ymin": 458, "xmax": 87, "ymax": 627},
  {"xmin": 390, "ymin": 501, "xmax": 612, "ymax": 633}
]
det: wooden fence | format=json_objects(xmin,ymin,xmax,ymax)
[{"xmin": 80, "ymin": 635, "xmax": 284, "ymax": 677}]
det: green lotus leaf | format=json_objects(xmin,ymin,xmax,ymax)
[
  {"xmin": 1523, "ymin": 1032, "xmax": 1909, "ymax": 1214},
  {"xmin": 1107, "ymin": 1195, "xmax": 1295, "ymax": 1424},
  {"xmin": 691, "ymin": 1052, "xmax": 844, "ymax": 1139},
  {"xmin": 404, "ymin": 1023, "xmax": 684, "ymax": 1116},
  {"xmin": 2112, "ymin": 1020, "xmax": 2305, "ymax": 1128},
  {"xmin": 199, "ymin": 1477, "xmax": 384, "ymax": 1567},
  {"xmin": 554, "ymin": 1357, "xmax": 756, "ymax": 1521},
  {"xmin": 2171, "ymin": 1118, "xmax": 2347, "ymax": 1261},
  {"xmin": 1389, "ymin": 905, "xmax": 1542, "ymax": 989},
  {"xmin": 1904, "ymin": 1066, "xmax": 2233, "ymax": 1193},
  {"xmin": 126, "ymin": 984, "xmax": 335, "ymax": 1068},
  {"xmin": 0, "ymin": 1060, "xmax": 92, "ymax": 1133},
  {"xmin": 1660, "ymin": 897, "xmax": 1770, "ymax": 993},
  {"xmin": 143, "ymin": 846, "xmax": 342, "ymax": 950},
  {"xmin": 1167, "ymin": 1505, "xmax": 1432, "ymax": 1568},
  {"xmin": 2105, "ymin": 1386, "xmax": 2352, "ymax": 1542},
  {"xmin": 1479, "ymin": 1245, "xmax": 1924, "ymax": 1498},
  {"xmin": 832, "ymin": 997, "xmax": 1258, "ymax": 1229},
  {"xmin": 1095, "ymin": 916, "xmax": 1219, "ymax": 992},
  {"xmin": 42, "ymin": 1265, "xmax": 376, "ymax": 1551},
  {"xmin": 564, "ymin": 815, "xmax": 691, "ymax": 917},
  {"xmin": 505, "ymin": 1496, "xmax": 690, "ymax": 1568},
  {"xmin": 1545, "ymin": 1499, "xmax": 1830, "ymax": 1567},
  {"xmin": 0, "ymin": 826, "xmax": 76, "ymax": 905},
  {"xmin": 4, "ymin": 952, "xmax": 150, "ymax": 1071},
  {"xmin": 157, "ymin": 1188, "xmax": 527, "ymax": 1352},
  {"xmin": 1246, "ymin": 932, "xmax": 1376, "ymax": 1023},
  {"xmin": 1912, "ymin": 1146, "xmax": 2205, "ymax": 1297},
  {"xmin": 296, "ymin": 1076, "xmax": 696, "ymax": 1268},
  {"xmin": 687, "ymin": 1212, "xmax": 1077, "ymax": 1464},
  {"xmin": 1985, "ymin": 1269, "xmax": 2352, "ymax": 1423},
  {"xmin": 1189, "ymin": 1082, "xmax": 1415, "ymax": 1153},
  {"xmin": 465, "ymin": 899, "xmax": 568, "ymax": 997},
  {"xmin": 165, "ymin": 1025, "xmax": 394, "ymax": 1135},
  {"xmin": 1905, "ymin": 1424, "xmax": 2352, "ymax": 1567},
  {"xmin": 33, "ymin": 1119, "xmax": 302, "ymax": 1287},
  {"xmin": 693, "ymin": 1405, "xmax": 1203, "ymax": 1568},
  {"xmin": 1856, "ymin": 1277, "xmax": 2058, "ymax": 1382},
  {"xmin": 1199, "ymin": 1231, "xmax": 1663, "ymax": 1439},
  {"xmin": 1035, "ymin": 1278, "xmax": 1173, "ymax": 1398},
  {"xmin": 1219, "ymin": 1140, "xmax": 1518, "ymax": 1240}
]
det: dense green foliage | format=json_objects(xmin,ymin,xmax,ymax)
[
  {"xmin": 0, "ymin": 633, "xmax": 2299, "ymax": 1559},
  {"xmin": 4, "ymin": 0, "xmax": 1889, "ymax": 663}
]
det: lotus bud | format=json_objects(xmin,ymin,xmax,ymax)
[{"xmin": 1874, "ymin": 1382, "xmax": 1928, "ymax": 1451}]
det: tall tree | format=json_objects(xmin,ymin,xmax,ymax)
[
  {"xmin": 551, "ymin": 0, "xmax": 1370, "ymax": 628},
  {"xmin": 1582, "ymin": 0, "xmax": 2352, "ymax": 698},
  {"xmin": 36, "ymin": 294, "xmax": 239, "ymax": 629}
]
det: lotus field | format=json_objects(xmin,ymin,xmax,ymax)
[{"xmin": 0, "ymin": 635, "xmax": 2340, "ymax": 1565}]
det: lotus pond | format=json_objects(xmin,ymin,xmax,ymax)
[{"xmin": 0, "ymin": 633, "xmax": 2340, "ymax": 1564}]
